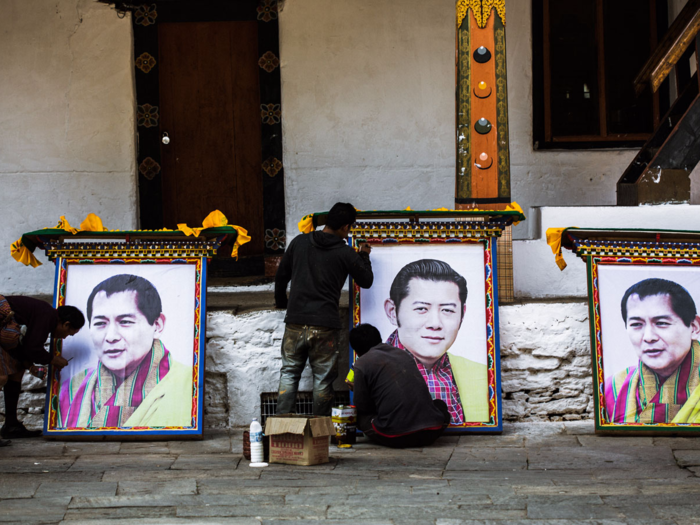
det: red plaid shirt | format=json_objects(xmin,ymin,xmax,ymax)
[{"xmin": 386, "ymin": 330, "xmax": 464, "ymax": 425}]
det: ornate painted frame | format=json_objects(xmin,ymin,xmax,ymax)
[
  {"xmin": 348, "ymin": 221, "xmax": 503, "ymax": 433},
  {"xmin": 44, "ymin": 254, "xmax": 207, "ymax": 439},
  {"xmin": 564, "ymin": 231, "xmax": 700, "ymax": 434}
]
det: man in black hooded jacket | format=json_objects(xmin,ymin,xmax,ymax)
[{"xmin": 274, "ymin": 202, "xmax": 373, "ymax": 416}]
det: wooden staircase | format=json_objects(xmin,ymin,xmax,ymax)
[{"xmin": 617, "ymin": 0, "xmax": 700, "ymax": 205}]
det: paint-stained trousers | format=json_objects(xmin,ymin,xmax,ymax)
[{"xmin": 276, "ymin": 324, "xmax": 339, "ymax": 416}]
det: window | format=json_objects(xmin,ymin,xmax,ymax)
[{"xmin": 532, "ymin": 0, "xmax": 669, "ymax": 149}]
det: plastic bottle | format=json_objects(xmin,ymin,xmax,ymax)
[{"xmin": 249, "ymin": 418, "xmax": 266, "ymax": 467}]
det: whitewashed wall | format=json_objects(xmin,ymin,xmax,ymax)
[
  {"xmin": 278, "ymin": 0, "xmax": 698, "ymax": 243},
  {"xmin": 0, "ymin": 0, "xmax": 136, "ymax": 295},
  {"xmin": 278, "ymin": 0, "xmax": 457, "ymax": 235}
]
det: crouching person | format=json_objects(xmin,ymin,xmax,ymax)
[
  {"xmin": 0, "ymin": 295, "xmax": 84, "ymax": 445},
  {"xmin": 349, "ymin": 323, "xmax": 451, "ymax": 448}
]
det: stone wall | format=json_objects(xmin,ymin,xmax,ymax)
[{"xmin": 2, "ymin": 301, "xmax": 595, "ymax": 428}]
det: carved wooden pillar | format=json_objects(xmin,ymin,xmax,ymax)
[
  {"xmin": 455, "ymin": 0, "xmax": 510, "ymax": 209},
  {"xmin": 456, "ymin": 1, "xmax": 514, "ymax": 302}
]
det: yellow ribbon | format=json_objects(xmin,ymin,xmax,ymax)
[
  {"xmin": 80, "ymin": 213, "xmax": 107, "ymax": 232},
  {"xmin": 546, "ymin": 227, "xmax": 569, "ymax": 271},
  {"xmin": 11, "ymin": 239, "xmax": 41, "ymax": 268},
  {"xmin": 178, "ymin": 210, "xmax": 251, "ymax": 259},
  {"xmin": 56, "ymin": 216, "xmax": 79, "ymax": 235},
  {"xmin": 298, "ymin": 214, "xmax": 315, "ymax": 234}
]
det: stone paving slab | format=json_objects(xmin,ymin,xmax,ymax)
[
  {"xmin": 116, "ymin": 479, "xmax": 197, "ymax": 496},
  {"xmin": 673, "ymin": 449, "xmax": 700, "ymax": 467},
  {"xmin": 0, "ymin": 497, "xmax": 71, "ymax": 523},
  {"xmin": 526, "ymin": 503, "xmax": 624, "ymax": 520},
  {"xmin": 118, "ymin": 442, "xmax": 170, "ymax": 455},
  {"xmin": 68, "ymin": 454, "xmax": 176, "ymax": 471},
  {"xmin": 61, "ymin": 506, "xmax": 177, "ymax": 521},
  {"xmin": 527, "ymin": 446, "xmax": 677, "ymax": 470},
  {"xmin": 1, "ymin": 424, "xmax": 700, "ymax": 523},
  {"xmin": 102, "ymin": 467, "xmax": 261, "ymax": 482},
  {"xmin": 0, "ymin": 480, "xmax": 39, "ymax": 499},
  {"xmin": 576, "ymin": 436, "xmax": 655, "ymax": 447},
  {"xmin": 446, "ymin": 448, "xmax": 528, "ymax": 471},
  {"xmin": 1, "ymin": 441, "xmax": 66, "ymax": 457},
  {"xmin": 327, "ymin": 504, "xmax": 528, "ymax": 520},
  {"xmin": 34, "ymin": 482, "xmax": 118, "ymax": 498},
  {"xmin": 176, "ymin": 504, "xmax": 329, "ymax": 519},
  {"xmin": 653, "ymin": 437, "xmax": 700, "ymax": 450},
  {"xmin": 69, "ymin": 494, "xmax": 284, "ymax": 508},
  {"xmin": 61, "ymin": 509, "xmax": 258, "ymax": 525},
  {"xmin": 170, "ymin": 453, "xmax": 241, "ymax": 470},
  {"xmin": 61, "ymin": 443, "xmax": 122, "ymax": 456},
  {"xmin": 0, "ymin": 456, "xmax": 76, "ymax": 473}
]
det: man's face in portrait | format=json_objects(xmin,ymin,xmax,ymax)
[
  {"xmin": 90, "ymin": 290, "xmax": 165, "ymax": 373},
  {"xmin": 625, "ymin": 293, "xmax": 700, "ymax": 378},
  {"xmin": 385, "ymin": 278, "xmax": 465, "ymax": 366}
]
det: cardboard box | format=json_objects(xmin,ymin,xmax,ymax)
[{"xmin": 264, "ymin": 415, "xmax": 334, "ymax": 466}]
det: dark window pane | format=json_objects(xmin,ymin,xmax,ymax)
[
  {"xmin": 604, "ymin": 0, "xmax": 654, "ymax": 134},
  {"xmin": 549, "ymin": 0, "xmax": 599, "ymax": 137}
]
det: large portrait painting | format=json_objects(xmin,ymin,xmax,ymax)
[
  {"xmin": 44, "ymin": 257, "xmax": 205, "ymax": 438},
  {"xmin": 350, "ymin": 222, "xmax": 502, "ymax": 432},
  {"xmin": 591, "ymin": 257, "xmax": 700, "ymax": 433}
]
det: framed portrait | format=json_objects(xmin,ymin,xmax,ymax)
[
  {"xmin": 349, "ymin": 222, "xmax": 503, "ymax": 432},
  {"xmin": 590, "ymin": 255, "xmax": 700, "ymax": 434},
  {"xmin": 44, "ymin": 256, "xmax": 206, "ymax": 438}
]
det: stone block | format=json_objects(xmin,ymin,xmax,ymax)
[
  {"xmin": 0, "ymin": 496, "xmax": 71, "ymax": 523},
  {"xmin": 446, "ymin": 448, "xmax": 527, "ymax": 471},
  {"xmin": 69, "ymin": 454, "xmax": 175, "ymax": 471},
  {"xmin": 674, "ymin": 450, "xmax": 700, "ymax": 467},
  {"xmin": 0, "ymin": 456, "xmax": 75, "ymax": 473},
  {"xmin": 528, "ymin": 446, "xmax": 677, "ymax": 471},
  {"xmin": 328, "ymin": 504, "xmax": 526, "ymax": 520},
  {"xmin": 176, "ymin": 504, "xmax": 328, "ymax": 518},
  {"xmin": 35, "ymin": 481, "xmax": 118, "ymax": 498},
  {"xmin": 170, "ymin": 454, "xmax": 241, "ymax": 470},
  {"xmin": 63, "ymin": 442, "xmax": 122, "ymax": 455},
  {"xmin": 0, "ymin": 480, "xmax": 39, "ymax": 498},
  {"xmin": 527, "ymin": 503, "xmax": 624, "ymax": 519},
  {"xmin": 117, "ymin": 480, "xmax": 197, "ymax": 496}
]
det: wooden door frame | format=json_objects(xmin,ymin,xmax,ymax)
[{"xmin": 131, "ymin": 1, "xmax": 285, "ymax": 275}]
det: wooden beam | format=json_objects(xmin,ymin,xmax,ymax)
[{"xmin": 635, "ymin": 0, "xmax": 700, "ymax": 94}]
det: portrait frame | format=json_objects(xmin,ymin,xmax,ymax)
[
  {"xmin": 43, "ymin": 254, "xmax": 207, "ymax": 439},
  {"xmin": 560, "ymin": 228, "xmax": 700, "ymax": 435},
  {"xmin": 349, "ymin": 220, "xmax": 504, "ymax": 433}
]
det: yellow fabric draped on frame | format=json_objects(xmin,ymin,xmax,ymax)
[
  {"xmin": 11, "ymin": 239, "xmax": 41, "ymax": 268},
  {"xmin": 177, "ymin": 210, "xmax": 251, "ymax": 259},
  {"xmin": 546, "ymin": 227, "xmax": 570, "ymax": 271}
]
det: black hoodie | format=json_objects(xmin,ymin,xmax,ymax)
[{"xmin": 274, "ymin": 231, "xmax": 373, "ymax": 328}]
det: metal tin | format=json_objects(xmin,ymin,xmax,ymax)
[{"xmin": 331, "ymin": 405, "xmax": 357, "ymax": 445}]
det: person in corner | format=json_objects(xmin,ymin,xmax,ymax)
[
  {"xmin": 0, "ymin": 295, "xmax": 83, "ymax": 445},
  {"xmin": 350, "ymin": 323, "xmax": 451, "ymax": 448}
]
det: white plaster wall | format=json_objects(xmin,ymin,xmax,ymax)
[
  {"xmin": 514, "ymin": 205, "xmax": 700, "ymax": 299},
  {"xmin": 279, "ymin": 0, "xmax": 456, "ymax": 238},
  {"xmin": 0, "ymin": 0, "xmax": 136, "ymax": 295},
  {"xmin": 279, "ymin": 0, "xmax": 698, "ymax": 241}
]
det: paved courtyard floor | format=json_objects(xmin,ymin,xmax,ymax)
[{"xmin": 1, "ymin": 422, "xmax": 700, "ymax": 524}]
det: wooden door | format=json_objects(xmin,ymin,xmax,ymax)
[{"xmin": 158, "ymin": 21, "xmax": 264, "ymax": 257}]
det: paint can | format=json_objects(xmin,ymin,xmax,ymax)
[{"xmin": 331, "ymin": 405, "xmax": 357, "ymax": 445}]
